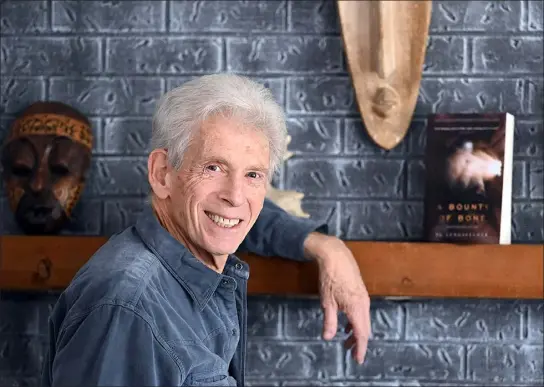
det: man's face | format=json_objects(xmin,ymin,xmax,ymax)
[
  {"xmin": 166, "ymin": 114, "xmax": 270, "ymax": 257},
  {"xmin": 2, "ymin": 135, "xmax": 90, "ymax": 234}
]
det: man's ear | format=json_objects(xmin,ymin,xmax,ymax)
[{"xmin": 148, "ymin": 149, "xmax": 171, "ymax": 200}]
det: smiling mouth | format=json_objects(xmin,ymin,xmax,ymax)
[{"xmin": 205, "ymin": 211, "xmax": 242, "ymax": 228}]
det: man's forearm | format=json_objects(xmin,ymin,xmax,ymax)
[{"xmin": 302, "ymin": 231, "xmax": 340, "ymax": 263}]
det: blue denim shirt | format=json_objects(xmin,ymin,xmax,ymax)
[{"xmin": 40, "ymin": 199, "xmax": 327, "ymax": 386}]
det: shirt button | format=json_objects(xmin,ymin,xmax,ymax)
[
  {"xmin": 235, "ymin": 263, "xmax": 243, "ymax": 270},
  {"xmin": 232, "ymin": 328, "xmax": 237, "ymax": 336},
  {"xmin": 222, "ymin": 279, "xmax": 229, "ymax": 285}
]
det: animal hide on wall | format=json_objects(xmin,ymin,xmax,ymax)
[{"xmin": 266, "ymin": 135, "xmax": 310, "ymax": 218}]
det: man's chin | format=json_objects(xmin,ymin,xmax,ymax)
[
  {"xmin": 202, "ymin": 225, "xmax": 246, "ymax": 255},
  {"xmin": 204, "ymin": 239, "xmax": 242, "ymax": 257},
  {"xmin": 209, "ymin": 246, "xmax": 239, "ymax": 257}
]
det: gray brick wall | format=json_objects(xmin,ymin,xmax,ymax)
[{"xmin": 0, "ymin": 1, "xmax": 542, "ymax": 386}]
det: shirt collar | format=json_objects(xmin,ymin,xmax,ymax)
[{"xmin": 134, "ymin": 204, "xmax": 249, "ymax": 311}]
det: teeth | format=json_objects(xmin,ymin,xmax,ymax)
[{"xmin": 206, "ymin": 212, "xmax": 240, "ymax": 228}]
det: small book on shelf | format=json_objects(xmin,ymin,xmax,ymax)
[{"xmin": 423, "ymin": 112, "xmax": 515, "ymax": 245}]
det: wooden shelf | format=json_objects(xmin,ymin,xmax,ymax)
[{"xmin": 0, "ymin": 235, "xmax": 542, "ymax": 299}]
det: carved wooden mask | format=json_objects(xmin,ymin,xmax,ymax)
[
  {"xmin": 338, "ymin": 0, "xmax": 432, "ymax": 150},
  {"xmin": 1, "ymin": 101, "xmax": 93, "ymax": 235}
]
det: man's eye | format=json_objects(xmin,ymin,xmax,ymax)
[
  {"xmin": 247, "ymin": 172, "xmax": 259, "ymax": 179},
  {"xmin": 206, "ymin": 165, "xmax": 220, "ymax": 172}
]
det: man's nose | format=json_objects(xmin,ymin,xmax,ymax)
[{"xmin": 220, "ymin": 177, "xmax": 245, "ymax": 207}]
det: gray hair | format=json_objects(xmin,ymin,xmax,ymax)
[{"xmin": 150, "ymin": 73, "xmax": 288, "ymax": 178}]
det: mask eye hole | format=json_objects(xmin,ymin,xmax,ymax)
[
  {"xmin": 50, "ymin": 164, "xmax": 70, "ymax": 177},
  {"xmin": 11, "ymin": 164, "xmax": 33, "ymax": 178}
]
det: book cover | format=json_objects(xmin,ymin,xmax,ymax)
[{"xmin": 423, "ymin": 113, "xmax": 515, "ymax": 244}]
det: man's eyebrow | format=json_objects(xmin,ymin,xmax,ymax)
[
  {"xmin": 203, "ymin": 157, "xmax": 269, "ymax": 173},
  {"xmin": 201, "ymin": 156, "xmax": 229, "ymax": 166},
  {"xmin": 247, "ymin": 165, "xmax": 269, "ymax": 174}
]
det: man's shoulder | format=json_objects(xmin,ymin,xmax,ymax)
[
  {"xmin": 60, "ymin": 226, "xmax": 168, "ymax": 318},
  {"xmin": 51, "ymin": 225, "xmax": 198, "ymax": 341}
]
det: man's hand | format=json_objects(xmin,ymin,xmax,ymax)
[{"xmin": 303, "ymin": 232, "xmax": 371, "ymax": 365}]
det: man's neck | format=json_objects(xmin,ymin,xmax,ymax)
[{"xmin": 150, "ymin": 196, "xmax": 227, "ymax": 273}]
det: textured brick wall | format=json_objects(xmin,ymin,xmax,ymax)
[{"xmin": 0, "ymin": 1, "xmax": 543, "ymax": 386}]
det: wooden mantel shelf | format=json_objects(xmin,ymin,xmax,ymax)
[{"xmin": 0, "ymin": 235, "xmax": 542, "ymax": 299}]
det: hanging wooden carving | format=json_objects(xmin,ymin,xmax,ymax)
[{"xmin": 337, "ymin": 0, "xmax": 433, "ymax": 150}]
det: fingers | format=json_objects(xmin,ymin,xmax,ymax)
[
  {"xmin": 345, "ymin": 308, "xmax": 370, "ymax": 365},
  {"xmin": 322, "ymin": 303, "xmax": 338, "ymax": 341},
  {"xmin": 343, "ymin": 334, "xmax": 356, "ymax": 350}
]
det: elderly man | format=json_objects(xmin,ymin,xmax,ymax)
[{"xmin": 41, "ymin": 74, "xmax": 370, "ymax": 386}]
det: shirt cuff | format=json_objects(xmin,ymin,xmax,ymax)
[{"xmin": 274, "ymin": 216, "xmax": 329, "ymax": 262}]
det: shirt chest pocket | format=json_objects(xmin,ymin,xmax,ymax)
[
  {"xmin": 202, "ymin": 324, "xmax": 239, "ymax": 361},
  {"xmin": 181, "ymin": 340, "xmax": 236, "ymax": 386},
  {"xmin": 186, "ymin": 373, "xmax": 237, "ymax": 386},
  {"xmin": 185, "ymin": 350, "xmax": 235, "ymax": 386}
]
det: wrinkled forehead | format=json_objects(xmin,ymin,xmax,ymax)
[{"xmin": 201, "ymin": 118, "xmax": 269, "ymax": 154}]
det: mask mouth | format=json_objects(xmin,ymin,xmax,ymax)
[
  {"xmin": 16, "ymin": 200, "xmax": 67, "ymax": 235},
  {"xmin": 23, "ymin": 205, "xmax": 54, "ymax": 223},
  {"xmin": 16, "ymin": 192, "xmax": 61, "ymax": 226},
  {"xmin": 31, "ymin": 205, "xmax": 53, "ymax": 216}
]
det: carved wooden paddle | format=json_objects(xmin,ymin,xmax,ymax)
[{"xmin": 337, "ymin": 0, "xmax": 432, "ymax": 150}]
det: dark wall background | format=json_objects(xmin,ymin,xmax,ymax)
[{"xmin": 0, "ymin": 1, "xmax": 543, "ymax": 386}]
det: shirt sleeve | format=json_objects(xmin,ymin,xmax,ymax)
[
  {"xmin": 51, "ymin": 303, "xmax": 183, "ymax": 386},
  {"xmin": 238, "ymin": 198, "xmax": 329, "ymax": 261}
]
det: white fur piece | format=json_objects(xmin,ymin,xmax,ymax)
[{"xmin": 265, "ymin": 135, "xmax": 310, "ymax": 218}]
